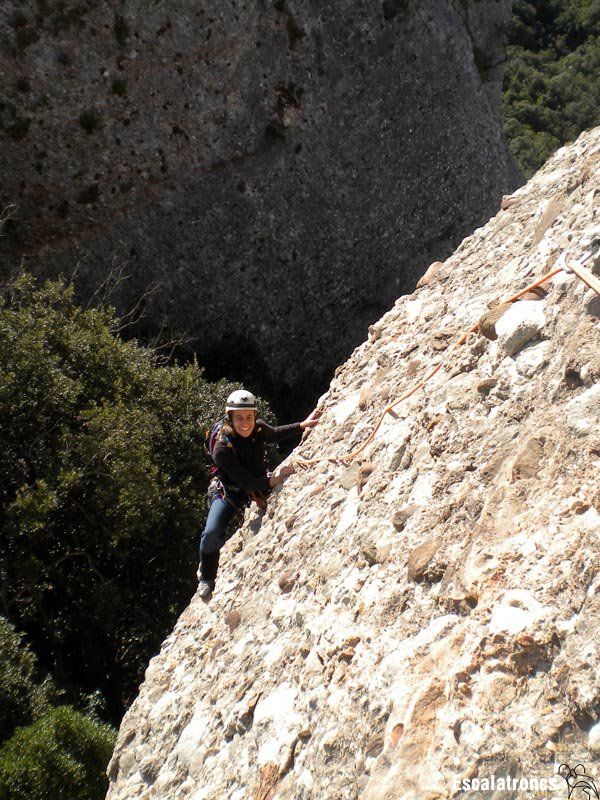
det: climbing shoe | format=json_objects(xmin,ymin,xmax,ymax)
[{"xmin": 198, "ymin": 579, "xmax": 215, "ymax": 599}]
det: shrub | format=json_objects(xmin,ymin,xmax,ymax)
[
  {"xmin": 0, "ymin": 617, "xmax": 55, "ymax": 743},
  {"xmin": 0, "ymin": 706, "xmax": 116, "ymax": 800}
]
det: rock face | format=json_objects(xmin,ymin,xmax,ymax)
[
  {"xmin": 106, "ymin": 127, "xmax": 600, "ymax": 799},
  {"xmin": 0, "ymin": 0, "xmax": 519, "ymax": 415}
]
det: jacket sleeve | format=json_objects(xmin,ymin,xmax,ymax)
[
  {"xmin": 213, "ymin": 445, "xmax": 270, "ymax": 493},
  {"xmin": 256, "ymin": 419, "xmax": 303, "ymax": 443}
]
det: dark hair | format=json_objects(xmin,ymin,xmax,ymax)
[{"xmin": 218, "ymin": 414, "xmax": 235, "ymax": 442}]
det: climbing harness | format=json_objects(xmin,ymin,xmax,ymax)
[
  {"xmin": 204, "ymin": 417, "xmax": 270, "ymax": 511},
  {"xmin": 206, "ymin": 475, "xmax": 247, "ymax": 511}
]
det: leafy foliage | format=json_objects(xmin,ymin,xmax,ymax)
[
  {"xmin": 503, "ymin": 0, "xmax": 600, "ymax": 177},
  {"xmin": 0, "ymin": 616, "xmax": 56, "ymax": 742},
  {"xmin": 0, "ymin": 706, "xmax": 116, "ymax": 800},
  {"xmin": 0, "ymin": 273, "xmax": 239, "ymax": 719}
]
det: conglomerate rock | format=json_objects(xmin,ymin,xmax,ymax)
[
  {"xmin": 0, "ymin": 0, "xmax": 518, "ymax": 415},
  {"xmin": 106, "ymin": 127, "xmax": 600, "ymax": 799}
]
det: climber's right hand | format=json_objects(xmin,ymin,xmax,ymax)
[{"xmin": 269, "ymin": 464, "xmax": 295, "ymax": 487}]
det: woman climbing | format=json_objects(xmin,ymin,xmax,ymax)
[{"xmin": 198, "ymin": 389, "xmax": 321, "ymax": 598}]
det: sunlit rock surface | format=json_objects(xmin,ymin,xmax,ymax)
[{"xmin": 107, "ymin": 128, "xmax": 600, "ymax": 800}]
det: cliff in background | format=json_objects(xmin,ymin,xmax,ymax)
[
  {"xmin": 0, "ymin": 0, "xmax": 519, "ymax": 416},
  {"xmin": 106, "ymin": 128, "xmax": 600, "ymax": 800}
]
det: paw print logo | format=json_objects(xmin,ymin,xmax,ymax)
[{"xmin": 559, "ymin": 764, "xmax": 599, "ymax": 800}]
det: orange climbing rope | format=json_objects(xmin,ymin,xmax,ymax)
[{"xmin": 293, "ymin": 254, "xmax": 598, "ymax": 470}]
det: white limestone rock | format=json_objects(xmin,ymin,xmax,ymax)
[
  {"xmin": 107, "ymin": 128, "xmax": 600, "ymax": 800},
  {"xmin": 488, "ymin": 589, "xmax": 549, "ymax": 635},
  {"xmin": 589, "ymin": 722, "xmax": 600, "ymax": 754},
  {"xmin": 565, "ymin": 383, "xmax": 600, "ymax": 435},
  {"xmin": 494, "ymin": 300, "xmax": 547, "ymax": 357}
]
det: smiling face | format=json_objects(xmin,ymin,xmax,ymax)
[{"xmin": 230, "ymin": 409, "xmax": 256, "ymax": 438}]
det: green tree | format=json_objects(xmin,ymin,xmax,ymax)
[
  {"xmin": 0, "ymin": 616, "xmax": 56, "ymax": 743},
  {"xmin": 0, "ymin": 706, "xmax": 115, "ymax": 800},
  {"xmin": 503, "ymin": 0, "xmax": 600, "ymax": 176},
  {"xmin": 0, "ymin": 273, "xmax": 240, "ymax": 719}
]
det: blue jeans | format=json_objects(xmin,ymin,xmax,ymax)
[{"xmin": 200, "ymin": 496, "xmax": 238, "ymax": 555}]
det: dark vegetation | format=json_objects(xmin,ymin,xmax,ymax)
[
  {"xmin": 503, "ymin": 0, "xmax": 600, "ymax": 177},
  {"xmin": 0, "ymin": 271, "xmax": 242, "ymax": 797},
  {"xmin": 0, "ymin": 616, "xmax": 115, "ymax": 800}
]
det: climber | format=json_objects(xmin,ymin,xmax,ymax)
[{"xmin": 198, "ymin": 389, "xmax": 321, "ymax": 599}]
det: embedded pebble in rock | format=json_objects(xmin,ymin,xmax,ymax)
[
  {"xmin": 224, "ymin": 611, "xmax": 242, "ymax": 632},
  {"xmin": 340, "ymin": 463, "xmax": 362, "ymax": 491},
  {"xmin": 478, "ymin": 303, "xmax": 511, "ymax": 340},
  {"xmin": 589, "ymin": 722, "xmax": 600, "ymax": 754},
  {"xmin": 391, "ymin": 505, "xmax": 419, "ymax": 531},
  {"xmin": 416, "ymin": 261, "xmax": 445, "ymax": 289},
  {"xmin": 406, "ymin": 537, "xmax": 442, "ymax": 583},
  {"xmin": 108, "ymin": 129, "xmax": 600, "ymax": 800},
  {"xmin": 494, "ymin": 300, "xmax": 547, "ymax": 356},
  {"xmin": 565, "ymin": 384, "xmax": 600, "ymax": 435},
  {"xmin": 278, "ymin": 570, "xmax": 297, "ymax": 594}
]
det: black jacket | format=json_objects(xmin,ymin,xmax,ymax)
[{"xmin": 212, "ymin": 419, "xmax": 301, "ymax": 496}]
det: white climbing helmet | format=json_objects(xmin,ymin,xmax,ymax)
[{"xmin": 226, "ymin": 389, "xmax": 258, "ymax": 412}]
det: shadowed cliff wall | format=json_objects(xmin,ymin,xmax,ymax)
[{"xmin": 0, "ymin": 0, "xmax": 520, "ymax": 416}]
